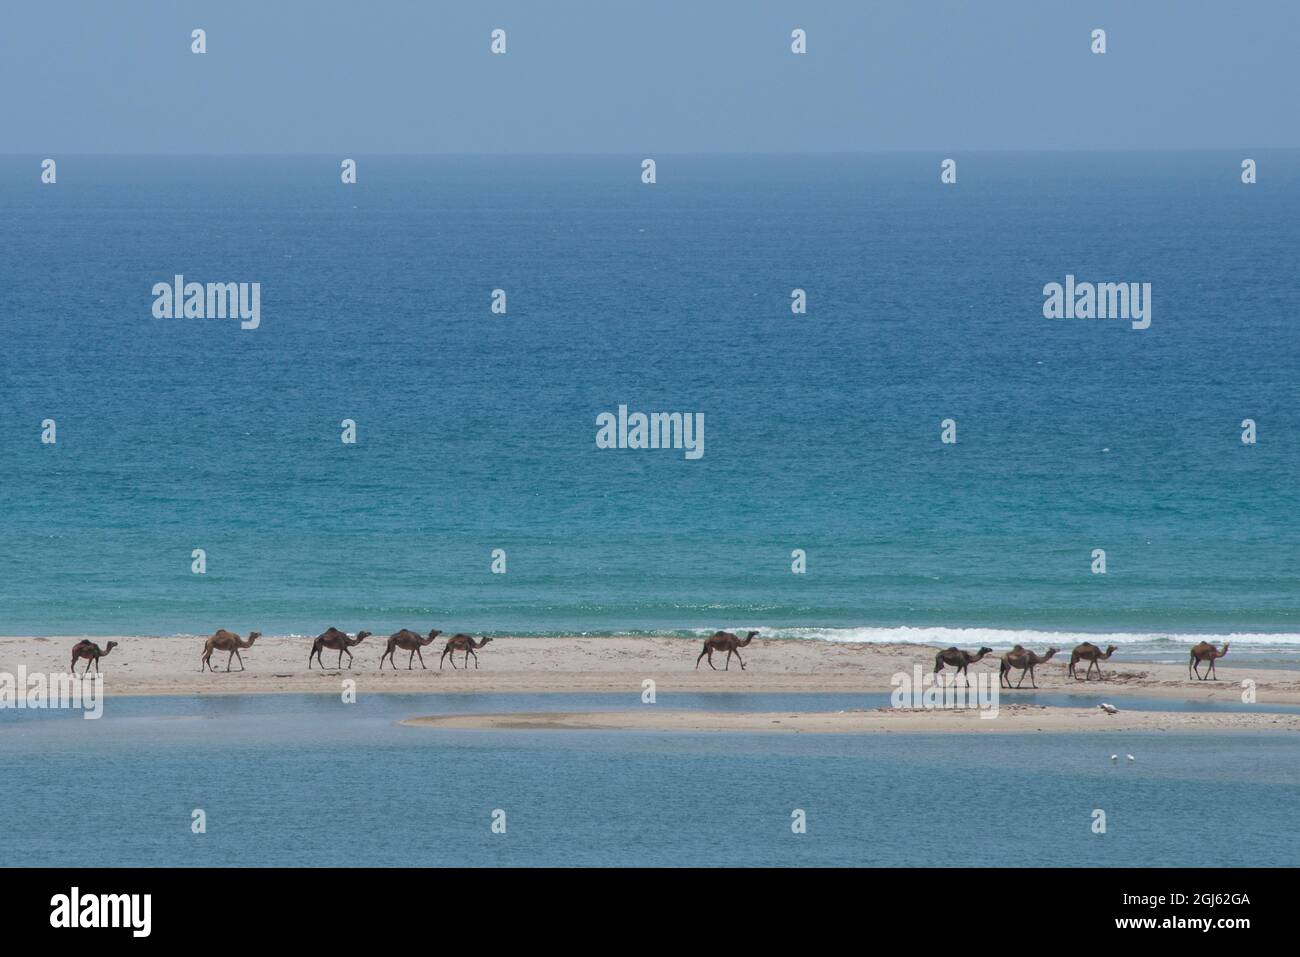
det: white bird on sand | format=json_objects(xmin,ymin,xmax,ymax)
[
  {"xmin": 1127, "ymin": 754, "xmax": 1135, "ymax": 762},
  {"xmin": 1110, "ymin": 754, "xmax": 1118, "ymax": 762},
  {"xmin": 1099, "ymin": 703, "xmax": 1119, "ymax": 714}
]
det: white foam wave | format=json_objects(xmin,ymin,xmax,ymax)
[{"xmin": 691, "ymin": 626, "xmax": 1300, "ymax": 648}]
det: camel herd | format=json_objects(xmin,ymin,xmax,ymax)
[
  {"xmin": 61, "ymin": 631, "xmax": 1233, "ymax": 685},
  {"xmin": 205, "ymin": 627, "xmax": 494, "ymax": 672},
  {"xmin": 930, "ymin": 640, "xmax": 1231, "ymax": 688}
]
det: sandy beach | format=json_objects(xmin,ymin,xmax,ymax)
[
  {"xmin": 4, "ymin": 634, "xmax": 1298, "ymax": 714},
  {"xmin": 401, "ymin": 706, "xmax": 1300, "ymax": 734}
]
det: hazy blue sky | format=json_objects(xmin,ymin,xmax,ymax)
[{"xmin": 4, "ymin": 0, "xmax": 1296, "ymax": 153}]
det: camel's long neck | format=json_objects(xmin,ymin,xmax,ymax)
[
  {"xmin": 1039, "ymin": 650, "xmax": 1057, "ymax": 663},
  {"xmin": 347, "ymin": 635, "xmax": 366, "ymax": 647},
  {"xmin": 240, "ymin": 636, "xmax": 257, "ymax": 648},
  {"xmin": 739, "ymin": 635, "xmax": 754, "ymax": 647},
  {"xmin": 1218, "ymin": 643, "xmax": 1229, "ymax": 658}
]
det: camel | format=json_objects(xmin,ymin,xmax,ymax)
[
  {"xmin": 933, "ymin": 646, "xmax": 993, "ymax": 678},
  {"xmin": 379, "ymin": 629, "xmax": 440, "ymax": 670},
  {"xmin": 1189, "ymin": 641, "xmax": 1229, "ymax": 681},
  {"xmin": 309, "ymin": 627, "xmax": 372, "ymax": 670},
  {"xmin": 440, "ymin": 634, "xmax": 493, "ymax": 670},
  {"xmin": 1068, "ymin": 642, "xmax": 1117, "ymax": 680},
  {"xmin": 200, "ymin": 630, "xmax": 261, "ymax": 673},
  {"xmin": 695, "ymin": 630, "xmax": 758, "ymax": 671},
  {"xmin": 999, "ymin": 646, "xmax": 1058, "ymax": 689},
  {"xmin": 70, "ymin": 639, "xmax": 118, "ymax": 675}
]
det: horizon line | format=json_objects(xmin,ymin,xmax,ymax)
[{"xmin": 4, "ymin": 147, "xmax": 1299, "ymax": 158}]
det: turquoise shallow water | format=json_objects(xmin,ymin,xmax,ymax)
[
  {"xmin": 2, "ymin": 153, "xmax": 1299, "ymax": 649},
  {"xmin": 2, "ymin": 693, "xmax": 1298, "ymax": 867}
]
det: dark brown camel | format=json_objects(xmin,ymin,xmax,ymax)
[
  {"xmin": 1068, "ymin": 642, "xmax": 1117, "ymax": 680},
  {"xmin": 440, "ymin": 634, "xmax": 493, "ymax": 669},
  {"xmin": 933, "ymin": 646, "xmax": 993, "ymax": 678},
  {"xmin": 309, "ymin": 627, "xmax": 372, "ymax": 670},
  {"xmin": 70, "ymin": 639, "xmax": 118, "ymax": 675},
  {"xmin": 200, "ymin": 630, "xmax": 261, "ymax": 673},
  {"xmin": 379, "ymin": 629, "xmax": 440, "ymax": 670},
  {"xmin": 695, "ymin": 630, "xmax": 758, "ymax": 671},
  {"xmin": 999, "ymin": 646, "xmax": 1058, "ymax": 689},
  {"xmin": 1189, "ymin": 641, "xmax": 1229, "ymax": 680}
]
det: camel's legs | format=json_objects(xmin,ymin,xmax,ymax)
[
  {"xmin": 1015, "ymin": 669, "xmax": 1026, "ymax": 689},
  {"xmin": 724, "ymin": 650, "xmax": 731, "ymax": 671},
  {"xmin": 338, "ymin": 648, "xmax": 345, "ymax": 668},
  {"xmin": 706, "ymin": 650, "xmax": 717, "ymax": 670},
  {"xmin": 468, "ymin": 649, "xmax": 477, "ymax": 669},
  {"xmin": 416, "ymin": 647, "xmax": 427, "ymax": 669},
  {"xmin": 407, "ymin": 649, "xmax": 415, "ymax": 669},
  {"xmin": 734, "ymin": 649, "xmax": 745, "ymax": 670},
  {"xmin": 226, "ymin": 651, "xmax": 235, "ymax": 672},
  {"xmin": 440, "ymin": 648, "xmax": 450, "ymax": 669},
  {"xmin": 695, "ymin": 647, "xmax": 709, "ymax": 669},
  {"xmin": 1209, "ymin": 659, "xmax": 1218, "ymax": 680},
  {"xmin": 1029, "ymin": 666, "xmax": 1038, "ymax": 689}
]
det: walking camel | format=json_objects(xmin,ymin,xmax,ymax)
[
  {"xmin": 695, "ymin": 630, "xmax": 758, "ymax": 671},
  {"xmin": 999, "ymin": 646, "xmax": 1058, "ymax": 689},
  {"xmin": 200, "ymin": 630, "xmax": 261, "ymax": 673},
  {"xmin": 440, "ymin": 634, "xmax": 493, "ymax": 669},
  {"xmin": 70, "ymin": 639, "xmax": 118, "ymax": 675},
  {"xmin": 933, "ymin": 646, "xmax": 994, "ymax": 678},
  {"xmin": 379, "ymin": 629, "xmax": 440, "ymax": 670},
  {"xmin": 1068, "ymin": 642, "xmax": 1117, "ymax": 680},
  {"xmin": 308, "ymin": 627, "xmax": 372, "ymax": 670},
  {"xmin": 1188, "ymin": 641, "xmax": 1229, "ymax": 680}
]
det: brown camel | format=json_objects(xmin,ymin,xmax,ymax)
[
  {"xmin": 309, "ymin": 627, "xmax": 372, "ymax": 670},
  {"xmin": 70, "ymin": 639, "xmax": 118, "ymax": 675},
  {"xmin": 933, "ymin": 646, "xmax": 994, "ymax": 678},
  {"xmin": 440, "ymin": 634, "xmax": 493, "ymax": 670},
  {"xmin": 999, "ymin": 646, "xmax": 1058, "ymax": 689},
  {"xmin": 200, "ymin": 630, "xmax": 261, "ymax": 673},
  {"xmin": 1189, "ymin": 641, "xmax": 1229, "ymax": 680},
  {"xmin": 1068, "ymin": 642, "xmax": 1117, "ymax": 680},
  {"xmin": 695, "ymin": 630, "xmax": 758, "ymax": 671},
  {"xmin": 379, "ymin": 629, "xmax": 440, "ymax": 670}
]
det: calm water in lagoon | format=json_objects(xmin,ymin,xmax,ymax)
[{"xmin": 2, "ymin": 694, "xmax": 1296, "ymax": 867}]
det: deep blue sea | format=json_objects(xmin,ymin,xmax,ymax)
[
  {"xmin": 3, "ymin": 693, "xmax": 1297, "ymax": 867},
  {"xmin": 3, "ymin": 153, "xmax": 1299, "ymax": 655}
]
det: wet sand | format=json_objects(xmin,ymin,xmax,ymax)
[{"xmin": 401, "ymin": 706, "xmax": 1300, "ymax": 734}]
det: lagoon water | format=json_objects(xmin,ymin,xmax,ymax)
[
  {"xmin": 2, "ymin": 153, "xmax": 1300, "ymax": 652},
  {"xmin": 2, "ymin": 693, "xmax": 1297, "ymax": 867}
]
